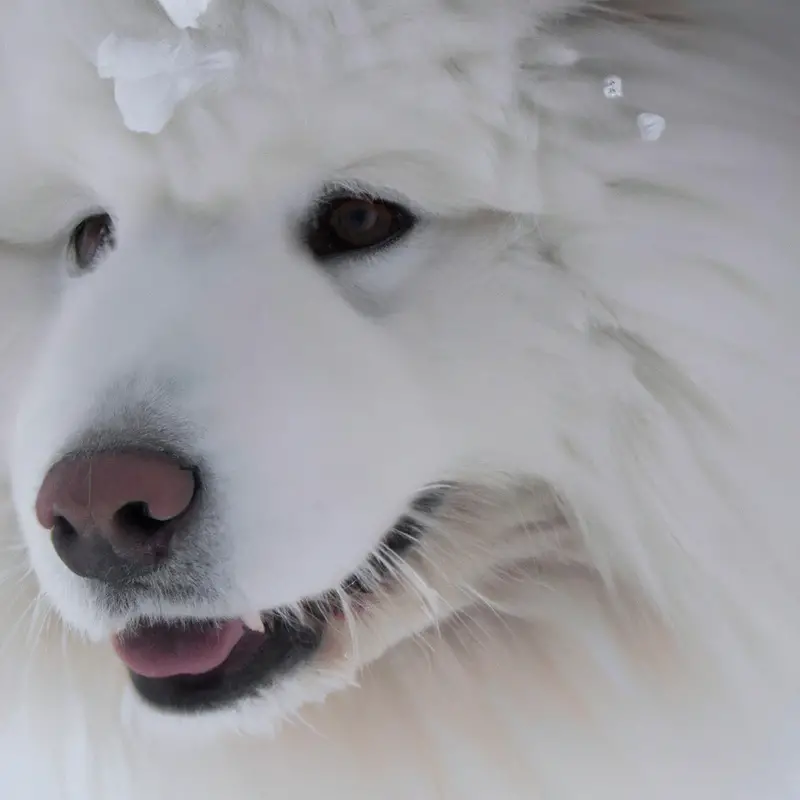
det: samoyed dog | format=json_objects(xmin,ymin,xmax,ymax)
[{"xmin": 0, "ymin": 0, "xmax": 798, "ymax": 797}]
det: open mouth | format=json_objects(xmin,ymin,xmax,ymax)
[
  {"xmin": 116, "ymin": 609, "xmax": 325, "ymax": 712},
  {"xmin": 113, "ymin": 487, "xmax": 445, "ymax": 712}
]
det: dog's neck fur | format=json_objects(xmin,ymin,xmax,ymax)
[{"xmin": 0, "ymin": 559, "xmax": 793, "ymax": 800}]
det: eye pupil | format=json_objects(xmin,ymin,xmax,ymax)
[
  {"xmin": 70, "ymin": 213, "xmax": 115, "ymax": 273},
  {"xmin": 337, "ymin": 203, "xmax": 377, "ymax": 232},
  {"xmin": 304, "ymin": 195, "xmax": 415, "ymax": 261}
]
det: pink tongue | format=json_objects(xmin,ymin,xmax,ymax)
[{"xmin": 113, "ymin": 620, "xmax": 246, "ymax": 679}]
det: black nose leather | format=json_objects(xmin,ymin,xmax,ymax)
[{"xmin": 35, "ymin": 450, "xmax": 198, "ymax": 583}]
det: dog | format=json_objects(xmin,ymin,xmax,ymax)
[{"xmin": 1, "ymin": 0, "xmax": 799, "ymax": 797}]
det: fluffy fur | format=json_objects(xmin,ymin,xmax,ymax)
[{"xmin": 1, "ymin": 0, "xmax": 799, "ymax": 797}]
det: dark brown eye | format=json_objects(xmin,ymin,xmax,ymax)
[
  {"xmin": 70, "ymin": 213, "xmax": 115, "ymax": 273},
  {"xmin": 304, "ymin": 196, "xmax": 416, "ymax": 261}
]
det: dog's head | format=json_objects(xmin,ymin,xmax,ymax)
[{"xmin": 2, "ymin": 0, "xmax": 799, "ymax": 737}]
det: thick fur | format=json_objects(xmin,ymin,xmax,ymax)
[{"xmin": 1, "ymin": 0, "xmax": 800, "ymax": 797}]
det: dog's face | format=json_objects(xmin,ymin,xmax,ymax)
[
  {"xmin": 4, "ymin": 0, "xmax": 796, "ymax": 742},
  {"xmin": 0, "ymin": 0, "xmax": 589, "ymax": 730}
]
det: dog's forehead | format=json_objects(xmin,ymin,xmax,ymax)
[
  {"xmin": 1, "ymin": 0, "xmax": 516, "ymax": 110},
  {"xmin": 0, "ymin": 0, "xmax": 539, "ymax": 237},
  {"xmin": 17, "ymin": 0, "xmax": 527, "ymax": 114}
]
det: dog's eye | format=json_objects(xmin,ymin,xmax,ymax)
[
  {"xmin": 69, "ymin": 213, "xmax": 115, "ymax": 273},
  {"xmin": 303, "ymin": 196, "xmax": 416, "ymax": 261}
]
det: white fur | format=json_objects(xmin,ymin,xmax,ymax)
[
  {"xmin": 1, "ymin": 0, "xmax": 800, "ymax": 797},
  {"xmin": 156, "ymin": 0, "xmax": 212, "ymax": 30}
]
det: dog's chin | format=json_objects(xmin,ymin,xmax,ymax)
[
  {"xmin": 115, "ymin": 599, "xmax": 452, "ymax": 744},
  {"xmin": 118, "ymin": 632, "xmax": 368, "ymax": 742},
  {"xmin": 117, "ymin": 603, "xmax": 420, "ymax": 738},
  {"xmin": 114, "ymin": 578, "xmax": 394, "ymax": 716}
]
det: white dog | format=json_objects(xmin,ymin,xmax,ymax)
[{"xmin": 1, "ymin": 0, "xmax": 799, "ymax": 797}]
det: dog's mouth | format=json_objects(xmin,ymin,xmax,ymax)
[
  {"xmin": 115, "ymin": 609, "xmax": 325, "ymax": 712},
  {"xmin": 113, "ymin": 487, "xmax": 445, "ymax": 713}
]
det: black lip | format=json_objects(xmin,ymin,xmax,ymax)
[{"xmin": 130, "ymin": 613, "xmax": 324, "ymax": 713}]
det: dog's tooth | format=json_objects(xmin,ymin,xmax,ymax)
[{"xmin": 241, "ymin": 611, "xmax": 265, "ymax": 632}]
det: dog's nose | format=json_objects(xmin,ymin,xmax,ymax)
[{"xmin": 35, "ymin": 450, "xmax": 198, "ymax": 583}]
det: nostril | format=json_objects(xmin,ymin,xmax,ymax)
[
  {"xmin": 52, "ymin": 515, "xmax": 78, "ymax": 547},
  {"xmin": 115, "ymin": 501, "xmax": 172, "ymax": 536},
  {"xmin": 51, "ymin": 515, "xmax": 90, "ymax": 576}
]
